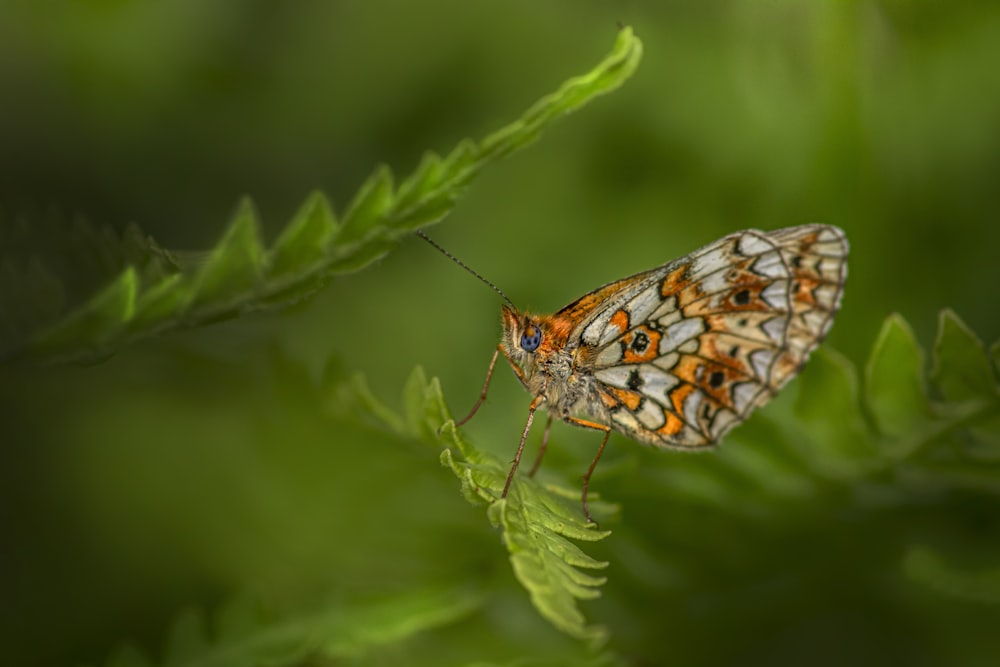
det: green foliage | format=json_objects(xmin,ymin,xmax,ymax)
[
  {"xmin": 90, "ymin": 587, "xmax": 483, "ymax": 667},
  {"xmin": 344, "ymin": 367, "xmax": 615, "ymax": 645},
  {"xmin": 2, "ymin": 27, "xmax": 642, "ymax": 365}
]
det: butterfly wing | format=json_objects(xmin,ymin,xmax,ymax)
[{"xmin": 564, "ymin": 225, "xmax": 848, "ymax": 449}]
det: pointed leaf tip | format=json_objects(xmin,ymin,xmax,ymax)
[
  {"xmin": 30, "ymin": 266, "xmax": 138, "ymax": 357},
  {"xmin": 337, "ymin": 166, "xmax": 395, "ymax": 246},
  {"xmin": 865, "ymin": 314, "xmax": 930, "ymax": 439},
  {"xmin": 479, "ymin": 27, "xmax": 642, "ymax": 162},
  {"xmin": 190, "ymin": 198, "xmax": 266, "ymax": 307},
  {"xmin": 270, "ymin": 191, "xmax": 338, "ymax": 277},
  {"xmin": 932, "ymin": 309, "xmax": 998, "ymax": 403}
]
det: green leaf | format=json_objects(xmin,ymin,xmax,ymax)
[
  {"xmin": 931, "ymin": 309, "xmax": 998, "ymax": 403},
  {"xmin": 268, "ymin": 191, "xmax": 338, "ymax": 278},
  {"xmin": 30, "ymin": 267, "xmax": 137, "ymax": 358},
  {"xmin": 188, "ymin": 198, "xmax": 266, "ymax": 309},
  {"xmin": 348, "ymin": 372, "xmax": 412, "ymax": 437},
  {"xmin": 904, "ymin": 546, "xmax": 1000, "ymax": 604},
  {"xmin": 129, "ymin": 273, "xmax": 186, "ymax": 332},
  {"xmin": 865, "ymin": 314, "xmax": 931, "ymax": 440},
  {"xmin": 793, "ymin": 346, "xmax": 879, "ymax": 475},
  {"xmin": 336, "ymin": 165, "xmax": 395, "ymax": 247},
  {"xmin": 388, "ymin": 150, "xmax": 464, "ymax": 232},
  {"xmin": 326, "ymin": 235, "xmax": 399, "ymax": 274},
  {"xmin": 395, "ymin": 151, "xmax": 444, "ymax": 207}
]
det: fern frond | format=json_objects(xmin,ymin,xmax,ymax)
[
  {"xmin": 346, "ymin": 366, "xmax": 615, "ymax": 645},
  {"xmin": 441, "ymin": 422, "xmax": 613, "ymax": 646},
  {"xmin": 3, "ymin": 27, "xmax": 642, "ymax": 366}
]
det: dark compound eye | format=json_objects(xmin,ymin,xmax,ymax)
[{"xmin": 520, "ymin": 324, "xmax": 542, "ymax": 352}]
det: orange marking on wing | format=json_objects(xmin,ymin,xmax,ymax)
[
  {"xmin": 598, "ymin": 389, "xmax": 620, "ymax": 410},
  {"xmin": 723, "ymin": 285, "xmax": 772, "ymax": 312},
  {"xmin": 555, "ymin": 276, "xmax": 638, "ymax": 322},
  {"xmin": 657, "ymin": 409, "xmax": 685, "ymax": 436},
  {"xmin": 547, "ymin": 275, "xmax": 647, "ymax": 344},
  {"xmin": 698, "ymin": 333, "xmax": 748, "ymax": 374},
  {"xmin": 798, "ymin": 231, "xmax": 820, "ymax": 246},
  {"xmin": 792, "ymin": 276, "xmax": 819, "ymax": 307},
  {"xmin": 668, "ymin": 383, "xmax": 695, "ymax": 417},
  {"xmin": 681, "ymin": 284, "xmax": 771, "ymax": 317},
  {"xmin": 698, "ymin": 362, "xmax": 740, "ymax": 408},
  {"xmin": 671, "ymin": 354, "xmax": 743, "ymax": 409},
  {"xmin": 610, "ymin": 308, "xmax": 629, "ymax": 334},
  {"xmin": 622, "ymin": 325, "xmax": 662, "ymax": 364},
  {"xmin": 731, "ymin": 261, "xmax": 765, "ymax": 286},
  {"xmin": 677, "ymin": 283, "xmax": 705, "ymax": 307},
  {"xmin": 710, "ymin": 256, "xmax": 762, "ymax": 288},
  {"xmin": 608, "ymin": 386, "xmax": 643, "ymax": 411},
  {"xmin": 670, "ymin": 355, "xmax": 702, "ymax": 386},
  {"xmin": 660, "ymin": 263, "xmax": 690, "ymax": 298}
]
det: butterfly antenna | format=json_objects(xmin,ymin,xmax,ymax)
[{"xmin": 416, "ymin": 230, "xmax": 516, "ymax": 309}]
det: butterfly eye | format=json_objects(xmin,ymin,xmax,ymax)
[{"xmin": 520, "ymin": 324, "xmax": 542, "ymax": 352}]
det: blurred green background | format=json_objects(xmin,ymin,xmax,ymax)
[{"xmin": 2, "ymin": 1, "xmax": 1000, "ymax": 665}]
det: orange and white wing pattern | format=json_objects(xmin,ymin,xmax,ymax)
[{"xmin": 574, "ymin": 224, "xmax": 848, "ymax": 448}]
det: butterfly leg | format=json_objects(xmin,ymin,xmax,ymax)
[
  {"xmin": 501, "ymin": 394, "xmax": 545, "ymax": 499},
  {"xmin": 528, "ymin": 414, "xmax": 554, "ymax": 478},
  {"xmin": 565, "ymin": 416, "xmax": 612, "ymax": 525}
]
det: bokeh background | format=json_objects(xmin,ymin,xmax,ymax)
[{"xmin": 2, "ymin": 1, "xmax": 999, "ymax": 665}]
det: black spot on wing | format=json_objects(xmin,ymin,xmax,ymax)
[
  {"xmin": 708, "ymin": 371, "xmax": 725, "ymax": 388},
  {"xmin": 631, "ymin": 331, "xmax": 650, "ymax": 353},
  {"xmin": 627, "ymin": 368, "xmax": 644, "ymax": 390}
]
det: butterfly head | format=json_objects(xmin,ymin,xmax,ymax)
[{"xmin": 501, "ymin": 304, "xmax": 544, "ymax": 374}]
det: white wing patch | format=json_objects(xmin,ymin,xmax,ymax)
[{"xmin": 660, "ymin": 318, "xmax": 705, "ymax": 353}]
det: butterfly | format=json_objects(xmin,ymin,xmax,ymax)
[{"xmin": 421, "ymin": 225, "xmax": 848, "ymax": 523}]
